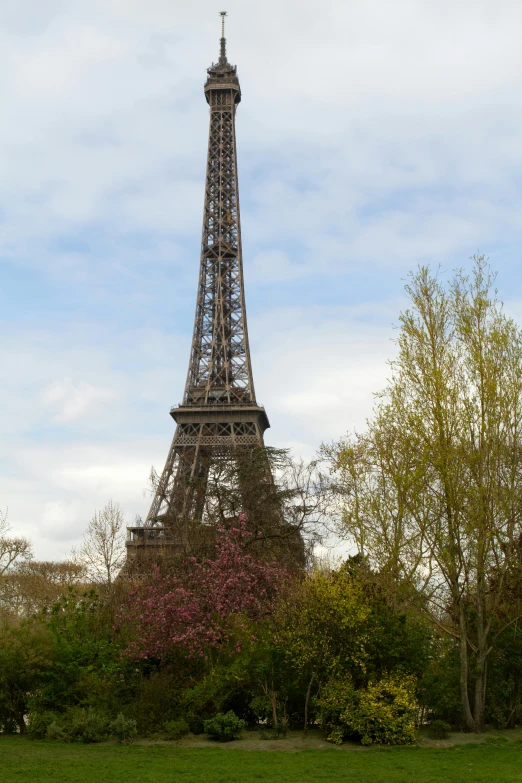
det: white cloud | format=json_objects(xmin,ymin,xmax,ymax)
[
  {"xmin": 41, "ymin": 378, "xmax": 119, "ymax": 423},
  {"xmin": 251, "ymin": 303, "xmax": 398, "ymax": 450}
]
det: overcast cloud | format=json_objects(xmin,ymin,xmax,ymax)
[{"xmin": 1, "ymin": 0, "xmax": 522, "ymax": 558}]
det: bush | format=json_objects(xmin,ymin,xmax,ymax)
[
  {"xmin": 67, "ymin": 708, "xmax": 110, "ymax": 743},
  {"xmin": 46, "ymin": 722, "xmax": 66, "ymax": 740},
  {"xmin": 45, "ymin": 708, "xmax": 110, "ymax": 743},
  {"xmin": 354, "ymin": 675, "xmax": 418, "ymax": 745},
  {"xmin": 316, "ymin": 677, "xmax": 359, "ymax": 744},
  {"xmin": 428, "ymin": 719, "xmax": 451, "ymax": 739},
  {"xmin": 316, "ymin": 675, "xmax": 418, "ymax": 746},
  {"xmin": 163, "ymin": 718, "xmax": 190, "ymax": 741},
  {"xmin": 109, "ymin": 713, "xmax": 137, "ymax": 744},
  {"xmin": 27, "ymin": 711, "xmax": 60, "ymax": 740},
  {"xmin": 203, "ymin": 711, "xmax": 246, "ymax": 742}
]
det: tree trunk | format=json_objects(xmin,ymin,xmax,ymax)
[
  {"xmin": 472, "ymin": 583, "xmax": 488, "ymax": 732},
  {"xmin": 303, "ymin": 673, "xmax": 315, "ymax": 736},
  {"xmin": 271, "ymin": 690, "xmax": 278, "ymax": 728},
  {"xmin": 458, "ymin": 606, "xmax": 478, "ymax": 732},
  {"xmin": 473, "ymin": 648, "xmax": 488, "ymax": 732}
]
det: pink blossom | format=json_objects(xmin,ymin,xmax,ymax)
[{"xmin": 120, "ymin": 521, "xmax": 286, "ymax": 660}]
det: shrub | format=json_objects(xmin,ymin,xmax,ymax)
[
  {"xmin": 316, "ymin": 675, "xmax": 418, "ymax": 746},
  {"xmin": 46, "ymin": 722, "xmax": 66, "ymax": 741},
  {"xmin": 67, "ymin": 708, "xmax": 110, "ymax": 743},
  {"xmin": 203, "ymin": 711, "xmax": 246, "ymax": 742},
  {"xmin": 428, "ymin": 719, "xmax": 451, "ymax": 739},
  {"xmin": 110, "ymin": 713, "xmax": 137, "ymax": 744},
  {"xmin": 45, "ymin": 708, "xmax": 110, "ymax": 743},
  {"xmin": 316, "ymin": 677, "xmax": 359, "ymax": 744},
  {"xmin": 353, "ymin": 675, "xmax": 418, "ymax": 745},
  {"xmin": 163, "ymin": 718, "xmax": 190, "ymax": 741},
  {"xmin": 27, "ymin": 711, "xmax": 60, "ymax": 740}
]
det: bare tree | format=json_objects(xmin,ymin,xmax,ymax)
[
  {"xmin": 0, "ymin": 508, "xmax": 32, "ymax": 577},
  {"xmin": 1, "ymin": 560, "xmax": 86, "ymax": 616},
  {"xmin": 77, "ymin": 500, "xmax": 126, "ymax": 585}
]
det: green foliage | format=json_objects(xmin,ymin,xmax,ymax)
[
  {"xmin": 354, "ymin": 675, "xmax": 418, "ymax": 745},
  {"xmin": 34, "ymin": 589, "xmax": 134, "ymax": 717},
  {"xmin": 45, "ymin": 708, "xmax": 110, "ymax": 743},
  {"xmin": 203, "ymin": 711, "xmax": 246, "ymax": 741},
  {"xmin": 46, "ymin": 721, "xmax": 66, "ymax": 741},
  {"xmin": 324, "ymin": 259, "xmax": 522, "ymax": 732},
  {"xmin": 275, "ymin": 567, "xmax": 371, "ymax": 684},
  {"xmin": 109, "ymin": 713, "xmax": 137, "ymax": 744},
  {"xmin": 0, "ymin": 618, "xmax": 54, "ymax": 733},
  {"xmin": 419, "ymin": 639, "xmax": 462, "ymax": 726},
  {"xmin": 163, "ymin": 718, "xmax": 190, "ymax": 740},
  {"xmin": 316, "ymin": 674, "xmax": 418, "ymax": 745},
  {"xmin": 315, "ymin": 678, "xmax": 359, "ymax": 743},
  {"xmin": 484, "ymin": 617, "xmax": 522, "ymax": 728},
  {"xmin": 26, "ymin": 711, "xmax": 60, "ymax": 740},
  {"xmin": 126, "ymin": 667, "xmax": 181, "ymax": 736},
  {"xmin": 428, "ymin": 719, "xmax": 451, "ymax": 739}
]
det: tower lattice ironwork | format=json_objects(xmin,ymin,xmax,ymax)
[{"xmin": 127, "ymin": 14, "xmax": 270, "ymax": 560}]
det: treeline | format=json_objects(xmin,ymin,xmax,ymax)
[{"xmin": 1, "ymin": 258, "xmax": 522, "ymax": 744}]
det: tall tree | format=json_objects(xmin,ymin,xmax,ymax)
[
  {"xmin": 77, "ymin": 501, "xmax": 126, "ymax": 586},
  {"xmin": 325, "ymin": 258, "xmax": 522, "ymax": 731}
]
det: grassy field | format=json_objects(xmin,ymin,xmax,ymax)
[{"xmin": 1, "ymin": 736, "xmax": 522, "ymax": 783}]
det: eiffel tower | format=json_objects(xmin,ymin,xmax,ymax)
[{"xmin": 126, "ymin": 14, "xmax": 273, "ymax": 563}]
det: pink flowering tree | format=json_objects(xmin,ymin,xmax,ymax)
[{"xmin": 122, "ymin": 519, "xmax": 287, "ymax": 661}]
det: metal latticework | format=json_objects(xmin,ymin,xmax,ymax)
[{"xmin": 126, "ymin": 21, "xmax": 270, "ymax": 560}]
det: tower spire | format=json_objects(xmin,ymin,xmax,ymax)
[{"xmin": 219, "ymin": 11, "xmax": 227, "ymax": 63}]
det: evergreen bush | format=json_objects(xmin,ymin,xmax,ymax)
[
  {"xmin": 203, "ymin": 711, "xmax": 246, "ymax": 741},
  {"xmin": 27, "ymin": 711, "xmax": 60, "ymax": 740},
  {"xmin": 109, "ymin": 713, "xmax": 137, "ymax": 744}
]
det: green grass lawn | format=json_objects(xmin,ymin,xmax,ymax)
[{"xmin": 1, "ymin": 737, "xmax": 522, "ymax": 783}]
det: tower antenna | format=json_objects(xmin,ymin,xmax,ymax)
[{"xmin": 219, "ymin": 11, "xmax": 227, "ymax": 62}]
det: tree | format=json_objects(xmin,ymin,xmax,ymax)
[
  {"xmin": 77, "ymin": 501, "xmax": 126, "ymax": 585},
  {"xmin": 1, "ymin": 560, "xmax": 86, "ymax": 616},
  {"xmin": 0, "ymin": 617, "xmax": 53, "ymax": 733},
  {"xmin": 325, "ymin": 258, "xmax": 522, "ymax": 731},
  {"xmin": 151, "ymin": 447, "xmax": 325, "ymax": 570},
  {"xmin": 0, "ymin": 508, "xmax": 32, "ymax": 579},
  {"xmin": 122, "ymin": 520, "xmax": 287, "ymax": 661},
  {"xmin": 272, "ymin": 559, "xmax": 430, "ymax": 733}
]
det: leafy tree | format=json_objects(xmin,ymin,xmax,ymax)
[
  {"xmin": 325, "ymin": 258, "xmax": 522, "ymax": 731},
  {"xmin": 122, "ymin": 520, "xmax": 287, "ymax": 662},
  {"xmin": 0, "ymin": 617, "xmax": 53, "ymax": 733},
  {"xmin": 33, "ymin": 588, "xmax": 134, "ymax": 717},
  {"xmin": 273, "ymin": 559, "xmax": 430, "ymax": 733}
]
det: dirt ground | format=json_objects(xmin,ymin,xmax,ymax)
[{"xmin": 136, "ymin": 726, "xmax": 522, "ymax": 752}]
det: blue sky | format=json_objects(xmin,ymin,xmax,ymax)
[{"xmin": 2, "ymin": 0, "xmax": 522, "ymax": 559}]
